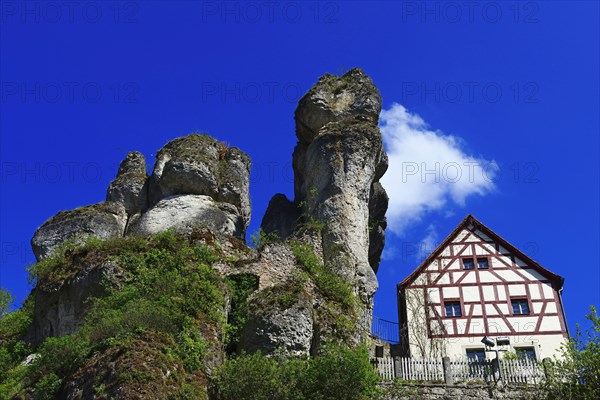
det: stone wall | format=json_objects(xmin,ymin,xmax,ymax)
[{"xmin": 379, "ymin": 382, "xmax": 537, "ymax": 400}]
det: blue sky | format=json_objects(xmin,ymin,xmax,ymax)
[{"xmin": 1, "ymin": 1, "xmax": 598, "ymax": 334}]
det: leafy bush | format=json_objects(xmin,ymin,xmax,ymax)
[
  {"xmin": 1, "ymin": 288, "xmax": 13, "ymax": 318},
  {"xmin": 176, "ymin": 317, "xmax": 209, "ymax": 372},
  {"xmin": 226, "ymin": 274, "xmax": 259, "ymax": 345},
  {"xmin": 539, "ymin": 305, "xmax": 600, "ymax": 399},
  {"xmin": 0, "ymin": 294, "xmax": 33, "ymax": 341},
  {"xmin": 250, "ymin": 228, "xmax": 280, "ymax": 249},
  {"xmin": 214, "ymin": 344, "xmax": 380, "ymax": 400},
  {"xmin": 33, "ymin": 372, "xmax": 62, "ymax": 400},
  {"xmin": 215, "ymin": 352, "xmax": 296, "ymax": 400},
  {"xmin": 301, "ymin": 345, "xmax": 380, "ymax": 400}
]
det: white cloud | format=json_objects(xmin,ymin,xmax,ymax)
[
  {"xmin": 380, "ymin": 103, "xmax": 498, "ymax": 235},
  {"xmin": 381, "ymin": 245, "xmax": 399, "ymax": 261}
]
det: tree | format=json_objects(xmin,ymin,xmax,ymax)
[
  {"xmin": 540, "ymin": 305, "xmax": 600, "ymax": 400},
  {"xmin": 0, "ymin": 289, "xmax": 13, "ymax": 319}
]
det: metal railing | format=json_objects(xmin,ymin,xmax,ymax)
[{"xmin": 371, "ymin": 316, "xmax": 400, "ymax": 344}]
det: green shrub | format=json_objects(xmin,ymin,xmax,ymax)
[
  {"xmin": 0, "ymin": 288, "xmax": 13, "ymax": 318},
  {"xmin": 0, "ymin": 363, "xmax": 29, "ymax": 399},
  {"xmin": 226, "ymin": 274, "xmax": 259, "ymax": 345},
  {"xmin": 176, "ymin": 318, "xmax": 209, "ymax": 372},
  {"xmin": 215, "ymin": 352, "xmax": 304, "ymax": 400},
  {"xmin": 0, "ymin": 294, "xmax": 34, "ymax": 341},
  {"xmin": 34, "ymin": 335, "xmax": 90, "ymax": 379},
  {"xmin": 33, "ymin": 372, "xmax": 62, "ymax": 400},
  {"xmin": 214, "ymin": 345, "xmax": 380, "ymax": 400},
  {"xmin": 301, "ymin": 344, "xmax": 380, "ymax": 400},
  {"xmin": 539, "ymin": 305, "xmax": 600, "ymax": 399},
  {"xmin": 250, "ymin": 228, "xmax": 280, "ymax": 249}
]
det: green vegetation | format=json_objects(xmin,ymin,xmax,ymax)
[
  {"xmin": 0, "ymin": 291, "xmax": 34, "ymax": 391},
  {"xmin": 289, "ymin": 241, "xmax": 359, "ymax": 340},
  {"xmin": 296, "ymin": 186, "xmax": 327, "ymax": 233},
  {"xmin": 1, "ymin": 231, "xmax": 226, "ymax": 399},
  {"xmin": 250, "ymin": 276, "xmax": 306, "ymax": 315},
  {"xmin": 0, "ymin": 288, "xmax": 13, "ymax": 318},
  {"xmin": 250, "ymin": 228, "xmax": 280, "ymax": 249},
  {"xmin": 214, "ymin": 344, "xmax": 380, "ymax": 400},
  {"xmin": 225, "ymin": 274, "xmax": 259, "ymax": 347},
  {"xmin": 290, "ymin": 241, "xmax": 354, "ymax": 309},
  {"xmin": 539, "ymin": 305, "xmax": 600, "ymax": 400},
  {"xmin": 1, "ymin": 228, "xmax": 377, "ymax": 399}
]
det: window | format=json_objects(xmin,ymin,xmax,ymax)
[
  {"xmin": 512, "ymin": 299, "xmax": 530, "ymax": 315},
  {"xmin": 463, "ymin": 258, "xmax": 474, "ymax": 270},
  {"xmin": 466, "ymin": 349, "xmax": 486, "ymax": 362},
  {"xmin": 445, "ymin": 302, "xmax": 462, "ymax": 317},
  {"xmin": 477, "ymin": 258, "xmax": 489, "ymax": 269},
  {"xmin": 515, "ymin": 347, "xmax": 536, "ymax": 360}
]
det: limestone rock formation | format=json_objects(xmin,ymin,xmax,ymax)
[
  {"xmin": 148, "ymin": 134, "xmax": 251, "ymax": 236},
  {"xmin": 295, "ymin": 69, "xmax": 381, "ymax": 144},
  {"xmin": 19, "ymin": 68, "xmax": 390, "ymax": 398},
  {"xmin": 26, "ymin": 259, "xmax": 123, "ymax": 345},
  {"xmin": 368, "ymin": 182, "xmax": 389, "ymax": 273},
  {"xmin": 106, "ymin": 151, "xmax": 148, "ymax": 215},
  {"xmin": 31, "ymin": 202, "xmax": 127, "ymax": 261},
  {"xmin": 260, "ymin": 193, "xmax": 299, "ymax": 240},
  {"xmin": 240, "ymin": 294, "xmax": 314, "ymax": 356},
  {"xmin": 127, "ymin": 194, "xmax": 244, "ymax": 237},
  {"xmin": 292, "ymin": 68, "xmax": 388, "ymax": 312}
]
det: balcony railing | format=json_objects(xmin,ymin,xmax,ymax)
[{"xmin": 371, "ymin": 316, "xmax": 400, "ymax": 344}]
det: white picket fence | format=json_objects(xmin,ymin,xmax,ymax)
[
  {"xmin": 501, "ymin": 357, "xmax": 543, "ymax": 384},
  {"xmin": 395, "ymin": 357, "xmax": 444, "ymax": 381},
  {"xmin": 372, "ymin": 356, "xmax": 396, "ymax": 380},
  {"xmin": 373, "ymin": 356, "xmax": 543, "ymax": 384}
]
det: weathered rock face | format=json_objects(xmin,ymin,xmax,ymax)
[
  {"xmin": 27, "ymin": 259, "xmax": 123, "ymax": 345},
  {"xmin": 240, "ymin": 294, "xmax": 314, "ymax": 356},
  {"xmin": 127, "ymin": 194, "xmax": 244, "ymax": 238},
  {"xmin": 106, "ymin": 151, "xmax": 148, "ymax": 215},
  {"xmin": 368, "ymin": 182, "xmax": 389, "ymax": 274},
  {"xmin": 260, "ymin": 193, "xmax": 300, "ymax": 240},
  {"xmin": 295, "ymin": 69, "xmax": 381, "ymax": 145},
  {"xmin": 148, "ymin": 134, "xmax": 251, "ymax": 236},
  {"xmin": 292, "ymin": 68, "xmax": 388, "ymax": 313},
  {"xmin": 31, "ymin": 202, "xmax": 127, "ymax": 261}
]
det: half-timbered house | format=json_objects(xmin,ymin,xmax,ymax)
[{"xmin": 397, "ymin": 215, "xmax": 568, "ymax": 361}]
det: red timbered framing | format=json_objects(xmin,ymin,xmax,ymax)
[{"xmin": 398, "ymin": 215, "xmax": 568, "ymax": 348}]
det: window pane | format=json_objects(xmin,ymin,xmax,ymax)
[
  {"xmin": 477, "ymin": 258, "xmax": 489, "ymax": 269},
  {"xmin": 445, "ymin": 302, "xmax": 461, "ymax": 317},
  {"xmin": 512, "ymin": 300, "xmax": 530, "ymax": 315},
  {"xmin": 516, "ymin": 347, "xmax": 536, "ymax": 360},
  {"xmin": 513, "ymin": 303, "xmax": 520, "ymax": 314},
  {"xmin": 453, "ymin": 304, "xmax": 462, "ymax": 317},
  {"xmin": 463, "ymin": 259, "xmax": 474, "ymax": 269},
  {"xmin": 466, "ymin": 349, "xmax": 485, "ymax": 361}
]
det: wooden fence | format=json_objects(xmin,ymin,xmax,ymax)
[{"xmin": 372, "ymin": 356, "xmax": 544, "ymax": 384}]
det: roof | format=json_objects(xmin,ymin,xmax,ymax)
[{"xmin": 397, "ymin": 214, "xmax": 565, "ymax": 290}]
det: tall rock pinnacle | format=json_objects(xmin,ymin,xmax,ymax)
[{"xmin": 293, "ymin": 68, "xmax": 389, "ymax": 312}]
